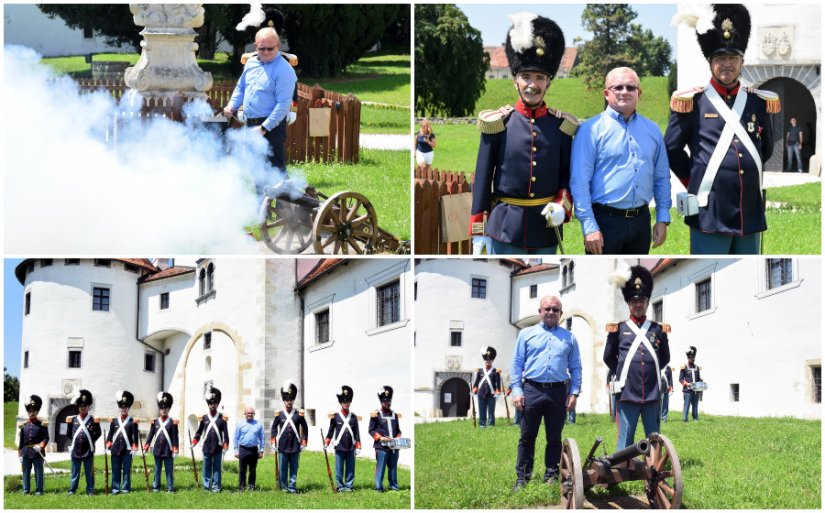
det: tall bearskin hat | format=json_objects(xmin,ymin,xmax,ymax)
[
  {"xmin": 115, "ymin": 390, "xmax": 134, "ymax": 409},
  {"xmin": 673, "ymin": 4, "xmax": 750, "ymax": 59},
  {"xmin": 24, "ymin": 394, "xmax": 43, "ymax": 412},
  {"xmin": 264, "ymin": 8, "xmax": 285, "ymax": 33},
  {"xmin": 157, "ymin": 391, "xmax": 174, "ymax": 409},
  {"xmin": 377, "ymin": 385, "xmax": 394, "ymax": 402},
  {"xmin": 71, "ymin": 389, "xmax": 93, "ymax": 407},
  {"xmin": 505, "ymin": 12, "xmax": 566, "ymax": 78},
  {"xmin": 481, "ymin": 346, "xmax": 497, "ymax": 361},
  {"xmin": 609, "ymin": 263, "xmax": 654, "ymax": 302},
  {"xmin": 204, "ymin": 385, "xmax": 222, "ymax": 405},
  {"xmin": 336, "ymin": 385, "xmax": 354, "ymax": 404},
  {"xmin": 686, "ymin": 346, "xmax": 697, "ymax": 359},
  {"xmin": 281, "ymin": 380, "xmax": 298, "ymax": 401}
]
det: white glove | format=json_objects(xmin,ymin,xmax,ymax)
[
  {"xmin": 495, "ymin": 394, "xmax": 501, "ymax": 399},
  {"xmin": 33, "ymin": 446, "xmax": 41, "ymax": 453},
  {"xmin": 271, "ymin": 443, "xmax": 277, "ymax": 452},
  {"xmin": 19, "ymin": 457, "xmax": 23, "ymax": 463},
  {"xmin": 299, "ymin": 445, "xmax": 305, "ymax": 453},
  {"xmin": 287, "ymin": 111, "xmax": 297, "ymax": 125},
  {"xmin": 472, "ymin": 236, "xmax": 492, "ymax": 255},
  {"xmin": 541, "ymin": 202, "xmax": 566, "ymax": 227},
  {"xmin": 173, "ymin": 452, "xmax": 178, "ymax": 459},
  {"xmin": 130, "ymin": 450, "xmax": 137, "ymax": 457}
]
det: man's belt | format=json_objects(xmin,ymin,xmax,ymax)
[
  {"xmin": 525, "ymin": 379, "xmax": 566, "ymax": 389},
  {"xmin": 593, "ymin": 203, "xmax": 645, "ymax": 218},
  {"xmin": 24, "ymin": 443, "xmax": 41, "ymax": 448},
  {"xmin": 494, "ymin": 195, "xmax": 556, "ymax": 207},
  {"xmin": 246, "ymin": 117, "xmax": 268, "ymax": 126}
]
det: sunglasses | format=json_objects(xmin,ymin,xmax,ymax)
[
  {"xmin": 608, "ymin": 84, "xmax": 639, "ymax": 93},
  {"xmin": 542, "ymin": 306, "xmax": 562, "ymax": 313},
  {"xmin": 257, "ymin": 47, "xmax": 276, "ymax": 52}
]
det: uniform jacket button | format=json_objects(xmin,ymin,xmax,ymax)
[
  {"xmin": 532, "ymin": 132, "xmax": 537, "ymax": 137},
  {"xmin": 531, "ymin": 176, "xmax": 536, "ymax": 182},
  {"xmin": 532, "ymin": 161, "xmax": 537, "ymax": 166},
  {"xmin": 738, "ymin": 153, "xmax": 743, "ymax": 158},
  {"xmin": 529, "ymin": 193, "xmax": 535, "ymax": 198},
  {"xmin": 532, "ymin": 146, "xmax": 537, "ymax": 151}
]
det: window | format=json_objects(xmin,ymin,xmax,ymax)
[
  {"xmin": 144, "ymin": 353, "xmax": 156, "ymax": 372},
  {"xmin": 766, "ymin": 258, "xmax": 793, "ymax": 289},
  {"xmin": 40, "ymin": 259, "xmax": 53, "ymax": 267},
  {"xmin": 561, "ymin": 261, "xmax": 576, "ymax": 292},
  {"xmin": 160, "ymin": 292, "xmax": 169, "ymax": 310},
  {"xmin": 124, "ymin": 263, "xmax": 139, "ymax": 273},
  {"xmin": 93, "ymin": 287, "xmax": 110, "ymax": 311},
  {"xmin": 207, "ymin": 263, "xmax": 215, "ymax": 292},
  {"xmin": 199, "ymin": 269, "xmax": 206, "ymax": 296},
  {"xmin": 450, "ymin": 331, "xmax": 462, "ymax": 347},
  {"xmin": 197, "ymin": 262, "xmax": 217, "ymax": 304},
  {"xmin": 24, "ymin": 351, "xmax": 29, "ymax": 369},
  {"xmin": 565, "ymin": 318, "xmax": 572, "ymax": 330},
  {"xmin": 25, "ymin": 292, "xmax": 31, "ymax": 315},
  {"xmin": 652, "ymin": 300, "xmax": 663, "ymax": 322},
  {"xmin": 695, "ymin": 279, "xmax": 712, "ymax": 313},
  {"xmin": 377, "ymin": 280, "xmax": 400, "ymax": 327},
  {"xmin": 64, "ymin": 259, "xmax": 80, "ymax": 265},
  {"xmin": 471, "ymin": 278, "xmax": 487, "ymax": 299},
  {"xmin": 414, "ymin": 282, "xmax": 418, "ymax": 301},
  {"xmin": 68, "ymin": 350, "xmax": 82, "ymax": 368},
  {"xmin": 730, "ymin": 383, "xmax": 739, "ymax": 402},
  {"xmin": 813, "ymin": 366, "xmax": 822, "ymax": 404},
  {"xmin": 204, "ymin": 332, "xmax": 212, "ymax": 350},
  {"xmin": 315, "ymin": 310, "xmax": 330, "ymax": 344},
  {"xmin": 530, "ymin": 284, "xmax": 538, "ymax": 299},
  {"xmin": 94, "ymin": 259, "xmax": 111, "ymax": 267}
]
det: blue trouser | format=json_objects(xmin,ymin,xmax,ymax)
[
  {"xmin": 202, "ymin": 451, "xmax": 223, "ymax": 492},
  {"xmin": 786, "ymin": 143, "xmax": 803, "ymax": 171},
  {"xmin": 590, "ymin": 207, "xmax": 651, "ymax": 255},
  {"xmin": 492, "ymin": 238, "xmax": 557, "ymax": 255},
  {"xmin": 153, "ymin": 455, "xmax": 174, "ymax": 491},
  {"xmin": 22, "ymin": 456, "xmax": 44, "ymax": 494},
  {"xmin": 683, "ymin": 392, "xmax": 700, "ymax": 421},
  {"xmin": 515, "ymin": 382, "xmax": 566, "ymax": 481},
  {"xmin": 478, "ymin": 395, "xmax": 496, "ymax": 427},
  {"xmin": 69, "ymin": 454, "xmax": 94, "ymax": 494},
  {"xmin": 374, "ymin": 449, "xmax": 399, "ymax": 491},
  {"xmin": 513, "ymin": 407, "xmax": 522, "ymax": 425},
  {"xmin": 616, "ymin": 400, "xmax": 660, "ymax": 450},
  {"xmin": 334, "ymin": 450, "xmax": 355, "ymax": 491},
  {"xmin": 661, "ymin": 393, "xmax": 670, "ymax": 421},
  {"xmin": 278, "ymin": 452, "xmax": 300, "ymax": 492},
  {"xmin": 690, "ymin": 229, "xmax": 760, "ymax": 255},
  {"xmin": 111, "ymin": 453, "xmax": 132, "ymax": 493}
]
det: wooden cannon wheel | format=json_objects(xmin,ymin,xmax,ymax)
[
  {"xmin": 258, "ymin": 196, "xmax": 313, "ymax": 254},
  {"xmin": 644, "ymin": 433, "xmax": 683, "ymax": 509},
  {"xmin": 312, "ymin": 191, "xmax": 379, "ymax": 254},
  {"xmin": 560, "ymin": 438, "xmax": 584, "ymax": 509}
]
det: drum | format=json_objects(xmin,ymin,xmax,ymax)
[
  {"xmin": 381, "ymin": 437, "xmax": 412, "ymax": 450},
  {"xmin": 692, "ymin": 381, "xmax": 709, "ymax": 392}
]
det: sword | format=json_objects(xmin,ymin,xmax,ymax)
[{"xmin": 553, "ymin": 226, "xmax": 565, "ymax": 255}]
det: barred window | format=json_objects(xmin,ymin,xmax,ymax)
[
  {"xmin": 160, "ymin": 292, "xmax": 169, "ymax": 310},
  {"xmin": 813, "ymin": 366, "xmax": 822, "ymax": 404},
  {"xmin": 471, "ymin": 278, "xmax": 487, "ymax": 299},
  {"xmin": 695, "ymin": 279, "xmax": 711, "ymax": 313},
  {"xmin": 316, "ymin": 309, "xmax": 330, "ymax": 344},
  {"xmin": 730, "ymin": 383, "xmax": 739, "ymax": 402},
  {"xmin": 766, "ymin": 258, "xmax": 793, "ymax": 289},
  {"xmin": 68, "ymin": 350, "xmax": 82, "ymax": 368},
  {"xmin": 377, "ymin": 280, "xmax": 400, "ymax": 327},
  {"xmin": 450, "ymin": 331, "xmax": 462, "ymax": 347},
  {"xmin": 93, "ymin": 287, "xmax": 110, "ymax": 311},
  {"xmin": 145, "ymin": 353, "xmax": 156, "ymax": 372},
  {"xmin": 652, "ymin": 300, "xmax": 663, "ymax": 322},
  {"xmin": 530, "ymin": 284, "xmax": 537, "ymax": 299},
  {"xmin": 204, "ymin": 332, "xmax": 212, "ymax": 350}
]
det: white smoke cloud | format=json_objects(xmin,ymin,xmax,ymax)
[
  {"xmin": 3, "ymin": 45, "xmax": 291, "ymax": 254},
  {"xmin": 236, "ymin": 3, "xmax": 265, "ymax": 31}
]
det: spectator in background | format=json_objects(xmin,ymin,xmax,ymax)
[
  {"xmin": 415, "ymin": 119, "xmax": 437, "ymax": 172},
  {"xmin": 785, "ymin": 117, "xmax": 804, "ymax": 172}
]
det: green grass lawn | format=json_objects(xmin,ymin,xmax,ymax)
[
  {"xmin": 4, "ymin": 452, "xmax": 410, "ymax": 508},
  {"xmin": 414, "ymin": 413, "xmax": 820, "ymax": 509},
  {"xmin": 6, "ymin": 402, "xmax": 19, "ymax": 449}
]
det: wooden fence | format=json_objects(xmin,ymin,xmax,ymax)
[
  {"xmin": 73, "ymin": 78, "xmax": 361, "ymax": 164},
  {"xmin": 414, "ymin": 167, "xmax": 473, "ymax": 255}
]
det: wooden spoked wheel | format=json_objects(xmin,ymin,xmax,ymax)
[
  {"xmin": 312, "ymin": 191, "xmax": 378, "ymax": 254},
  {"xmin": 259, "ymin": 196, "xmax": 314, "ymax": 254},
  {"xmin": 645, "ymin": 433, "xmax": 683, "ymax": 509},
  {"xmin": 560, "ymin": 438, "xmax": 584, "ymax": 509}
]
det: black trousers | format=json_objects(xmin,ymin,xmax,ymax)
[
  {"xmin": 589, "ymin": 206, "xmax": 651, "ymax": 255},
  {"xmin": 516, "ymin": 382, "xmax": 567, "ymax": 480},
  {"xmin": 262, "ymin": 120, "xmax": 288, "ymax": 170},
  {"xmin": 238, "ymin": 445, "xmax": 259, "ymax": 488}
]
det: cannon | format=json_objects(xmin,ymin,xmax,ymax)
[
  {"xmin": 257, "ymin": 179, "xmax": 408, "ymax": 255},
  {"xmin": 559, "ymin": 433, "xmax": 682, "ymax": 509}
]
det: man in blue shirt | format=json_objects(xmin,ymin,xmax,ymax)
[
  {"xmin": 571, "ymin": 67, "xmax": 671, "ymax": 255},
  {"xmin": 233, "ymin": 406, "xmax": 264, "ymax": 491},
  {"xmin": 510, "ymin": 295, "xmax": 582, "ymax": 491},
  {"xmin": 224, "ymin": 27, "xmax": 297, "ymax": 174}
]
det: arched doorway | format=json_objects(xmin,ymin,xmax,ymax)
[
  {"xmin": 760, "ymin": 77, "xmax": 817, "ymax": 172},
  {"xmin": 54, "ymin": 404, "xmax": 78, "ymax": 452},
  {"xmin": 439, "ymin": 377, "xmax": 470, "ymax": 417}
]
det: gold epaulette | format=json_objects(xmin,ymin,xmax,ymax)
[
  {"xmin": 670, "ymin": 87, "xmax": 704, "ymax": 113},
  {"xmin": 66, "ymin": 416, "xmax": 74, "ymax": 423},
  {"xmin": 328, "ymin": 413, "xmax": 335, "ymax": 419},
  {"xmin": 370, "ymin": 411, "xmax": 378, "ymax": 418},
  {"xmin": 357, "ymin": 415, "xmax": 363, "ymax": 421},
  {"xmin": 698, "ymin": 366, "xmax": 703, "ymax": 370},
  {"xmin": 281, "ymin": 51, "xmax": 298, "ymax": 67},
  {"xmin": 548, "ymin": 107, "xmax": 580, "ymax": 136},
  {"xmin": 660, "ymin": 323, "xmax": 671, "ymax": 333},
  {"xmin": 475, "ymin": 368, "xmax": 481, "ymax": 372},
  {"xmin": 41, "ymin": 420, "xmax": 49, "ymax": 426},
  {"xmin": 680, "ymin": 365, "xmax": 686, "ymax": 370},
  {"xmin": 496, "ymin": 368, "xmax": 502, "ymax": 373},
  {"xmin": 173, "ymin": 419, "xmax": 179, "ymax": 425},
  {"xmin": 298, "ymin": 410, "xmax": 305, "ymax": 417},
  {"xmin": 477, "ymin": 105, "xmax": 514, "ymax": 134},
  {"xmin": 18, "ymin": 423, "xmax": 24, "ymax": 429},
  {"xmin": 605, "ymin": 323, "xmax": 619, "ymax": 333},
  {"xmin": 748, "ymin": 87, "xmax": 781, "ymax": 113},
  {"xmin": 240, "ymin": 51, "xmax": 256, "ymax": 65},
  {"xmin": 273, "ymin": 410, "xmax": 281, "ymax": 417},
  {"xmin": 396, "ymin": 413, "xmax": 403, "ymax": 419}
]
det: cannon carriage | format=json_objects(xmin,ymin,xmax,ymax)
[{"xmin": 560, "ymin": 433, "xmax": 682, "ymax": 509}]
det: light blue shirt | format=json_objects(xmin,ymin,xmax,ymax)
[
  {"xmin": 570, "ymin": 107, "xmax": 672, "ymax": 235},
  {"xmin": 510, "ymin": 322, "xmax": 582, "ymax": 398},
  {"xmin": 228, "ymin": 53, "xmax": 297, "ymax": 132},
  {"xmin": 233, "ymin": 418, "xmax": 264, "ymax": 452}
]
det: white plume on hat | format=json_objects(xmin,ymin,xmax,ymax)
[
  {"xmin": 607, "ymin": 260, "xmax": 632, "ymax": 288},
  {"xmin": 204, "ymin": 385, "xmax": 213, "ymax": 401},
  {"xmin": 157, "ymin": 392, "xmax": 165, "ymax": 402},
  {"xmin": 236, "ymin": 3, "xmax": 265, "ymax": 31},
  {"xmin": 671, "ymin": 4, "xmax": 716, "ymax": 35},
  {"xmin": 508, "ymin": 12, "xmax": 539, "ymax": 53},
  {"xmin": 281, "ymin": 380, "xmax": 294, "ymax": 393},
  {"xmin": 69, "ymin": 390, "xmax": 80, "ymax": 404},
  {"xmin": 115, "ymin": 390, "xmax": 124, "ymax": 401}
]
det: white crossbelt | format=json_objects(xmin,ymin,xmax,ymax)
[
  {"xmin": 332, "ymin": 412, "xmax": 355, "ymax": 448},
  {"xmin": 614, "ymin": 320, "xmax": 661, "ymax": 392},
  {"xmin": 277, "ymin": 410, "xmax": 300, "ymax": 445},
  {"xmin": 660, "ymin": 368, "xmax": 670, "ymax": 389},
  {"xmin": 158, "ymin": 417, "xmax": 173, "ymax": 448},
  {"xmin": 113, "ymin": 416, "xmax": 132, "ymax": 448},
  {"xmin": 205, "ymin": 412, "xmax": 223, "ymax": 445},
  {"xmin": 697, "ymin": 85, "xmax": 763, "ymax": 207},
  {"xmin": 479, "ymin": 368, "xmax": 495, "ymax": 394},
  {"xmin": 71, "ymin": 415, "xmax": 94, "ymax": 456}
]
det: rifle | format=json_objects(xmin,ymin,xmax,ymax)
[
  {"xmin": 187, "ymin": 429, "xmax": 199, "ymax": 490},
  {"xmin": 470, "ymin": 391, "xmax": 477, "ymax": 428},
  {"xmin": 137, "ymin": 429, "xmax": 151, "ymax": 493},
  {"xmin": 499, "ymin": 372, "xmax": 511, "ymax": 425},
  {"xmin": 103, "ymin": 428, "xmax": 109, "ymax": 496},
  {"xmin": 320, "ymin": 428, "xmax": 336, "ymax": 493},
  {"xmin": 273, "ymin": 436, "xmax": 280, "ymax": 490}
]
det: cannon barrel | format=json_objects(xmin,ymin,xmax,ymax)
[
  {"xmin": 603, "ymin": 438, "xmax": 650, "ymax": 466},
  {"xmin": 263, "ymin": 182, "xmax": 322, "ymax": 210}
]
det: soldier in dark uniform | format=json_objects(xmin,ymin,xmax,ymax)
[
  {"xmin": 680, "ymin": 346, "xmax": 703, "ymax": 422},
  {"xmin": 106, "ymin": 390, "xmax": 139, "ymax": 494},
  {"xmin": 661, "ymin": 366, "xmax": 674, "ymax": 422},
  {"xmin": 270, "ymin": 380, "xmax": 308, "ymax": 493},
  {"xmin": 192, "ymin": 385, "xmax": 229, "ymax": 493},
  {"xmin": 66, "ymin": 389, "xmax": 101, "ymax": 495},
  {"xmin": 468, "ymin": 12, "xmax": 578, "ymax": 255},
  {"xmin": 18, "ymin": 395, "xmax": 49, "ymax": 495},
  {"xmin": 144, "ymin": 392, "xmax": 179, "ymax": 492},
  {"xmin": 667, "ymin": 4, "xmax": 779, "ymax": 254},
  {"xmin": 324, "ymin": 385, "xmax": 361, "ymax": 492},
  {"xmin": 473, "ymin": 346, "xmax": 502, "ymax": 428},
  {"xmin": 369, "ymin": 385, "xmax": 402, "ymax": 492},
  {"xmin": 604, "ymin": 266, "xmax": 670, "ymax": 450}
]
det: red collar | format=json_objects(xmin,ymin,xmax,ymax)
[
  {"xmin": 340, "ymin": 409, "xmax": 350, "ymax": 416},
  {"xmin": 160, "ymin": 415, "xmax": 168, "ymax": 421},
  {"xmin": 630, "ymin": 315, "xmax": 647, "ymax": 325},
  {"xmin": 710, "ymin": 77, "xmax": 740, "ymax": 97},
  {"xmin": 515, "ymin": 99, "xmax": 548, "ymax": 118},
  {"xmin": 28, "ymin": 418, "xmax": 40, "ymax": 424}
]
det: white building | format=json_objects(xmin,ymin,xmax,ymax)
[
  {"xmin": 414, "ymin": 258, "xmax": 821, "ymax": 421},
  {"xmin": 15, "ymin": 257, "xmax": 412, "ymax": 465}
]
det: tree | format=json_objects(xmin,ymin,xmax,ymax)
[
  {"xmin": 628, "ymin": 24, "xmax": 673, "ymax": 76},
  {"xmin": 415, "ymin": 4, "xmax": 488, "ymax": 117},
  {"xmin": 4, "ymin": 367, "xmax": 19, "ymax": 403},
  {"xmin": 37, "ymin": 4, "xmax": 141, "ymax": 51}
]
